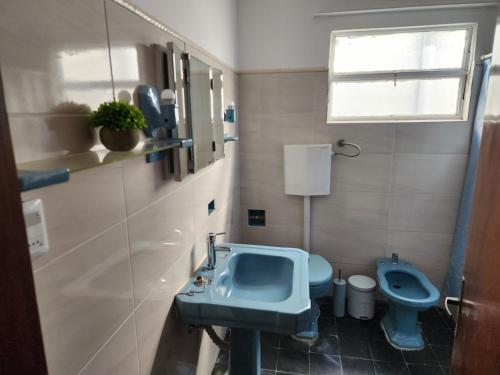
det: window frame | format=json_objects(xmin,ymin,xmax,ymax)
[{"xmin": 327, "ymin": 23, "xmax": 477, "ymax": 124}]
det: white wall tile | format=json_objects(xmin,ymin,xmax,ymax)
[
  {"xmin": 392, "ymin": 154, "xmax": 468, "ymax": 194},
  {"xmin": 34, "ymin": 223, "xmax": 134, "ymax": 375},
  {"xmin": 241, "ymin": 187, "xmax": 304, "ymax": 227},
  {"xmin": 311, "ymin": 227, "xmax": 387, "ymax": 264},
  {"xmin": 331, "ymin": 154, "xmax": 393, "ymax": 192},
  {"xmin": 241, "ymin": 223, "xmax": 303, "ymax": 249},
  {"xmin": 239, "ymin": 113, "xmax": 314, "ymax": 154},
  {"xmin": 313, "ymin": 192, "xmax": 390, "ymax": 230},
  {"xmin": 389, "ymin": 193, "xmax": 460, "ymax": 233},
  {"xmin": 9, "ymin": 115, "xmax": 98, "ymax": 164},
  {"xmin": 395, "ymin": 123, "xmax": 471, "ymax": 154},
  {"xmin": 240, "ymin": 152, "xmax": 284, "ymax": 192},
  {"xmin": 79, "ymin": 316, "xmax": 140, "ymax": 375},
  {"xmin": 24, "ymin": 163, "xmax": 126, "ymax": 269},
  {"xmin": 127, "ymin": 185, "xmax": 195, "ymax": 304},
  {"xmin": 122, "ymin": 157, "xmax": 188, "ymax": 216},
  {"xmin": 388, "ymin": 231, "xmax": 453, "ymax": 270},
  {"xmin": 313, "ymin": 123, "xmax": 395, "ymax": 154},
  {"xmin": 326, "ymin": 262, "xmax": 378, "ymax": 283},
  {"xmin": 134, "ymin": 251, "xmax": 202, "ymax": 375},
  {"xmin": 239, "ymin": 72, "xmax": 315, "ymax": 114}
]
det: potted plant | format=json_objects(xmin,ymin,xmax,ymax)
[{"xmin": 91, "ymin": 101, "xmax": 146, "ymax": 151}]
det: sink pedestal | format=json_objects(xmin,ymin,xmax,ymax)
[{"xmin": 229, "ymin": 328, "xmax": 260, "ymax": 375}]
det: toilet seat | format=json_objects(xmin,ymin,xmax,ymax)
[{"xmin": 309, "ymin": 254, "xmax": 333, "ymax": 298}]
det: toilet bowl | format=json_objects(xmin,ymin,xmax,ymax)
[
  {"xmin": 293, "ymin": 254, "xmax": 333, "ymax": 342},
  {"xmin": 377, "ymin": 258, "xmax": 439, "ymax": 350}
]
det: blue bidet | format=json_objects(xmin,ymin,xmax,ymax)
[
  {"xmin": 377, "ymin": 258, "xmax": 440, "ymax": 350},
  {"xmin": 293, "ymin": 254, "xmax": 333, "ymax": 342}
]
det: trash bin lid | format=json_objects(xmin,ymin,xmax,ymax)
[{"xmin": 348, "ymin": 275, "xmax": 376, "ymax": 292}]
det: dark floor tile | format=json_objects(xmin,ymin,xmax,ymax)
[
  {"xmin": 262, "ymin": 348, "xmax": 278, "ymax": 370},
  {"xmin": 339, "ymin": 336, "xmax": 371, "ymax": 359},
  {"xmin": 318, "ymin": 316, "xmax": 337, "ymax": 335},
  {"xmin": 261, "ymin": 332, "xmax": 281, "ymax": 349},
  {"xmin": 436, "ymin": 308, "xmax": 455, "ymax": 330},
  {"xmin": 407, "ymin": 364, "xmax": 445, "ymax": 375},
  {"xmin": 403, "ymin": 346, "xmax": 438, "ymax": 366},
  {"xmin": 310, "ymin": 353, "xmax": 342, "ymax": 375},
  {"xmin": 423, "ymin": 328, "xmax": 454, "ymax": 347},
  {"xmin": 261, "ymin": 371, "xmax": 275, "ymax": 375},
  {"xmin": 418, "ymin": 309, "xmax": 447, "ymax": 329},
  {"xmin": 342, "ymin": 357, "xmax": 375, "ymax": 375},
  {"xmin": 337, "ymin": 316, "xmax": 384, "ymax": 339},
  {"xmin": 211, "ymin": 362, "xmax": 227, "ymax": 375},
  {"xmin": 440, "ymin": 367, "xmax": 450, "ymax": 375},
  {"xmin": 367, "ymin": 319, "xmax": 387, "ymax": 340},
  {"xmin": 216, "ymin": 349, "xmax": 229, "ymax": 364},
  {"xmin": 310, "ymin": 334, "xmax": 340, "ymax": 355},
  {"xmin": 373, "ymin": 361, "xmax": 411, "ymax": 375},
  {"xmin": 318, "ymin": 296, "xmax": 334, "ymax": 315},
  {"xmin": 279, "ymin": 334, "xmax": 310, "ymax": 353},
  {"xmin": 370, "ymin": 339, "xmax": 405, "ymax": 363},
  {"xmin": 337, "ymin": 316, "xmax": 366, "ymax": 337},
  {"xmin": 276, "ymin": 349, "xmax": 309, "ymax": 374},
  {"xmin": 430, "ymin": 345, "xmax": 452, "ymax": 367}
]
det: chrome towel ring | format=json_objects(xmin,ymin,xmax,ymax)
[{"xmin": 334, "ymin": 139, "xmax": 361, "ymax": 158}]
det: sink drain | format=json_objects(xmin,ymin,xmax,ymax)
[{"xmin": 393, "ymin": 284, "xmax": 401, "ymax": 289}]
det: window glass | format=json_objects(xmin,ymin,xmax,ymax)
[
  {"xmin": 328, "ymin": 25, "xmax": 475, "ymax": 122},
  {"xmin": 330, "ymin": 78, "xmax": 461, "ymax": 118},
  {"xmin": 333, "ymin": 29, "xmax": 468, "ymax": 73}
]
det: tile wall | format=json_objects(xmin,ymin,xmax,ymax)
[
  {"xmin": 239, "ymin": 70, "xmax": 477, "ymax": 291},
  {"xmin": 0, "ymin": 0, "xmax": 239, "ymax": 374}
]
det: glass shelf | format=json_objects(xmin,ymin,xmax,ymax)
[
  {"xmin": 17, "ymin": 138, "xmax": 186, "ymax": 174},
  {"xmin": 17, "ymin": 138, "xmax": 192, "ymax": 192}
]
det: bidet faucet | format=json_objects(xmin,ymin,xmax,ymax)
[
  {"xmin": 207, "ymin": 232, "xmax": 231, "ymax": 270},
  {"xmin": 392, "ymin": 252, "xmax": 399, "ymax": 264}
]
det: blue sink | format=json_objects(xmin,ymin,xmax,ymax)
[
  {"xmin": 175, "ymin": 243, "xmax": 310, "ymax": 375},
  {"xmin": 176, "ymin": 244, "xmax": 310, "ymax": 333},
  {"xmin": 216, "ymin": 253, "xmax": 294, "ymax": 302}
]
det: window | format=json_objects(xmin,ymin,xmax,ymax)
[{"xmin": 328, "ymin": 24, "xmax": 476, "ymax": 123}]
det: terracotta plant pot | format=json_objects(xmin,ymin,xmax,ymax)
[{"xmin": 99, "ymin": 127, "xmax": 139, "ymax": 151}]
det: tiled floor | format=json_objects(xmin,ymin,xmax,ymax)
[{"xmin": 212, "ymin": 298, "xmax": 454, "ymax": 375}]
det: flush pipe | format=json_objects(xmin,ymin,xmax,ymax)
[
  {"xmin": 304, "ymin": 196, "xmax": 311, "ymax": 252},
  {"xmin": 303, "ymin": 140, "xmax": 361, "ymax": 253}
]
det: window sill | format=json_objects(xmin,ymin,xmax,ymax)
[{"xmin": 326, "ymin": 117, "xmax": 469, "ymax": 125}]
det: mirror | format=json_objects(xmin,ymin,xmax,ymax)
[
  {"xmin": 183, "ymin": 54, "xmax": 225, "ymax": 173},
  {"xmin": 184, "ymin": 55, "xmax": 213, "ymax": 171},
  {"xmin": 166, "ymin": 42, "xmax": 189, "ymax": 179},
  {"xmin": 212, "ymin": 68, "xmax": 225, "ymax": 160}
]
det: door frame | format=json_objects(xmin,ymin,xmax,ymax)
[{"xmin": 0, "ymin": 71, "xmax": 48, "ymax": 373}]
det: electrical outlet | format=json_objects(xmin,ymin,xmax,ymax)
[{"xmin": 23, "ymin": 199, "xmax": 49, "ymax": 258}]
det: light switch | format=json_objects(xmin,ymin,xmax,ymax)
[{"xmin": 23, "ymin": 199, "xmax": 49, "ymax": 258}]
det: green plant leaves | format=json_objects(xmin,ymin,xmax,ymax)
[{"xmin": 91, "ymin": 101, "xmax": 146, "ymax": 131}]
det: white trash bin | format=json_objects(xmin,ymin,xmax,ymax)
[{"xmin": 347, "ymin": 275, "xmax": 376, "ymax": 320}]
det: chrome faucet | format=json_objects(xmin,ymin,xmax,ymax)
[
  {"xmin": 392, "ymin": 252, "xmax": 399, "ymax": 264},
  {"xmin": 207, "ymin": 232, "xmax": 231, "ymax": 270}
]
